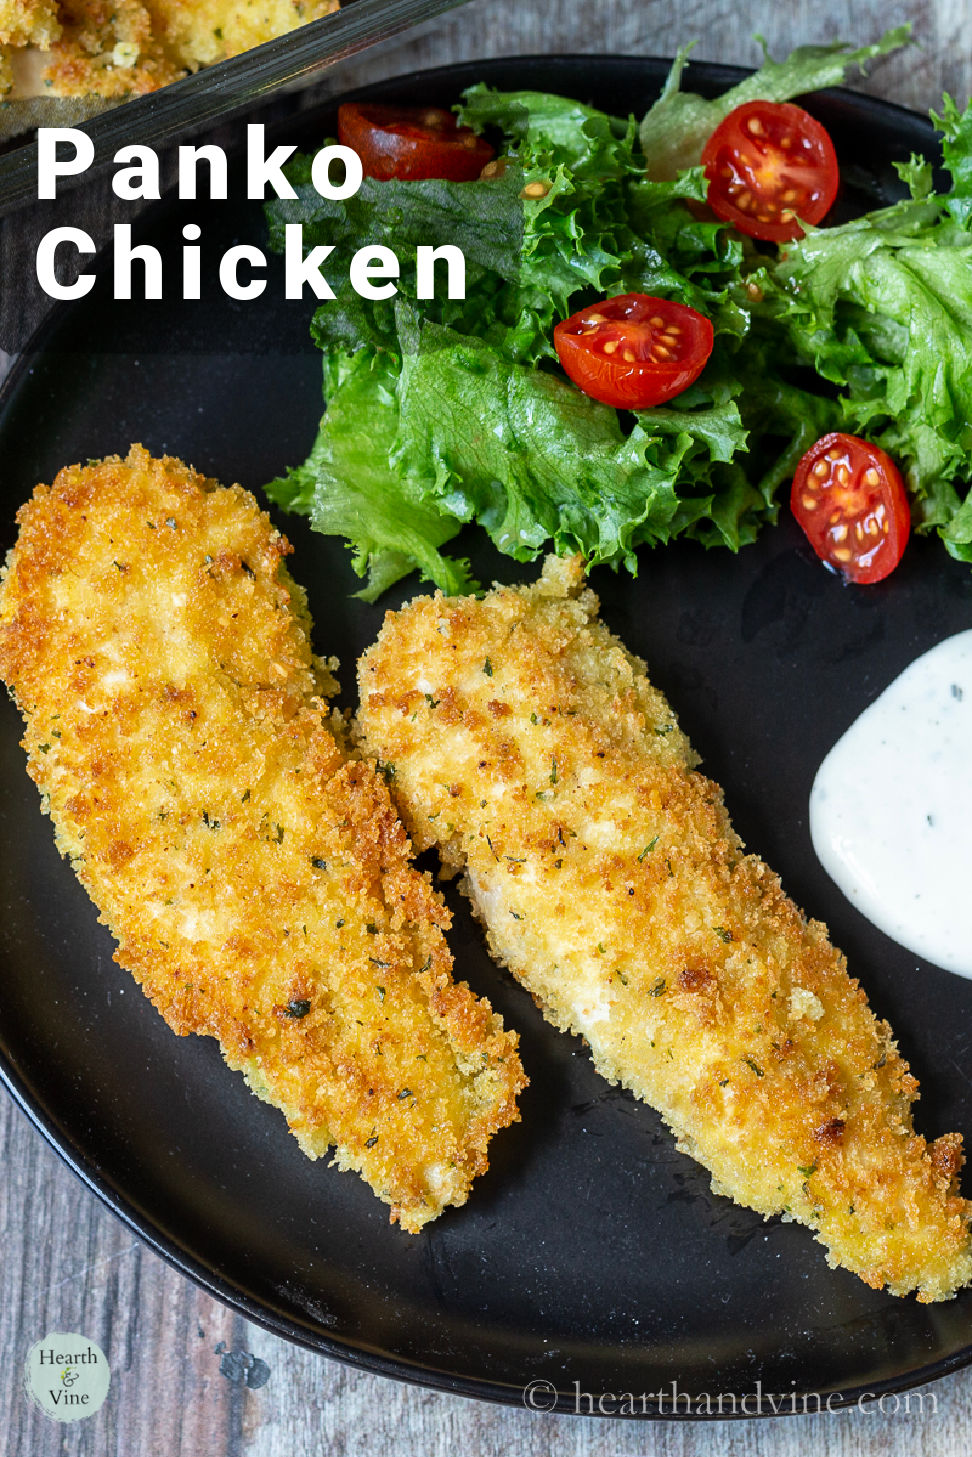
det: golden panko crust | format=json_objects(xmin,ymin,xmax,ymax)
[
  {"xmin": 0, "ymin": 0, "xmax": 59, "ymax": 48},
  {"xmin": 37, "ymin": 0, "xmax": 182, "ymax": 98},
  {"xmin": 146, "ymin": 0, "xmax": 340, "ymax": 68},
  {"xmin": 356, "ymin": 554, "xmax": 972, "ymax": 1297},
  {"xmin": 0, "ymin": 445, "xmax": 525, "ymax": 1232},
  {"xmin": 0, "ymin": 0, "xmax": 338, "ymax": 104}
]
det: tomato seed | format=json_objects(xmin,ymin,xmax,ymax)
[
  {"xmin": 748, "ymin": 118, "xmax": 765, "ymax": 136},
  {"xmin": 801, "ymin": 495, "xmax": 817, "ymax": 511},
  {"xmin": 782, "ymin": 189, "xmax": 799, "ymax": 203},
  {"xmin": 864, "ymin": 467, "xmax": 879, "ymax": 486},
  {"xmin": 602, "ymin": 339, "xmax": 618, "ymax": 355},
  {"xmin": 833, "ymin": 548, "xmax": 852, "ymax": 562},
  {"xmin": 654, "ymin": 345, "xmax": 671, "ymax": 360},
  {"xmin": 812, "ymin": 460, "xmax": 829, "ymax": 479},
  {"xmin": 649, "ymin": 316, "xmax": 665, "ymax": 327},
  {"xmin": 837, "ymin": 465, "xmax": 850, "ymax": 486}
]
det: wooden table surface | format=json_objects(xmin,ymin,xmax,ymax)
[{"xmin": 3, "ymin": 1, "xmax": 972, "ymax": 1452}]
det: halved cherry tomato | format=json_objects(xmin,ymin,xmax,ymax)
[
  {"xmin": 553, "ymin": 294, "xmax": 714, "ymax": 410},
  {"xmin": 701, "ymin": 101, "xmax": 839, "ymax": 243},
  {"xmin": 337, "ymin": 103, "xmax": 494, "ymax": 182},
  {"xmin": 791, "ymin": 432, "xmax": 910, "ymax": 584}
]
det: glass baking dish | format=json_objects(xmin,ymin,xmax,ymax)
[{"xmin": 0, "ymin": 0, "xmax": 469, "ymax": 216}]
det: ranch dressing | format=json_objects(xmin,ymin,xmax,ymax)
[{"xmin": 809, "ymin": 630, "xmax": 972, "ymax": 977}]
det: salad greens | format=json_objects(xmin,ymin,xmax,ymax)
[
  {"xmin": 639, "ymin": 30, "xmax": 909, "ymax": 180},
  {"xmin": 750, "ymin": 177, "xmax": 972, "ymax": 563},
  {"xmin": 266, "ymin": 28, "xmax": 972, "ymax": 598}
]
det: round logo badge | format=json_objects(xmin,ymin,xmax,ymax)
[{"xmin": 24, "ymin": 1334, "xmax": 110, "ymax": 1422}]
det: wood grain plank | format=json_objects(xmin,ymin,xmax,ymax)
[{"xmin": 3, "ymin": 4, "xmax": 972, "ymax": 1453}]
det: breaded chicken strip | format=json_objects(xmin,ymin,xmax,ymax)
[
  {"xmin": 33, "ymin": 0, "xmax": 183, "ymax": 99},
  {"xmin": 0, "ymin": 0, "xmax": 337, "ymax": 131},
  {"xmin": 357, "ymin": 555, "xmax": 972, "ymax": 1297},
  {"xmin": 0, "ymin": 446, "xmax": 524, "ymax": 1233},
  {"xmin": 145, "ymin": 0, "xmax": 340, "ymax": 68},
  {"xmin": 0, "ymin": 0, "xmax": 58, "ymax": 47}
]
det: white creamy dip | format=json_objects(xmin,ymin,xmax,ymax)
[{"xmin": 809, "ymin": 630, "xmax": 972, "ymax": 977}]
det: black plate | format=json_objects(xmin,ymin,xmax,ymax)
[{"xmin": 3, "ymin": 57, "xmax": 972, "ymax": 1418}]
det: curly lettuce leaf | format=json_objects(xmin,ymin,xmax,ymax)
[
  {"xmin": 931, "ymin": 94, "xmax": 972, "ymax": 227},
  {"xmin": 266, "ymin": 163, "xmax": 526, "ymax": 355},
  {"xmin": 395, "ymin": 318, "xmax": 751, "ymax": 566},
  {"xmin": 457, "ymin": 86, "xmax": 637, "ymax": 178},
  {"xmin": 756, "ymin": 171, "xmax": 972, "ymax": 558},
  {"xmin": 267, "ymin": 308, "xmax": 826, "ymax": 596},
  {"xmin": 266, "ymin": 349, "xmax": 470, "ymax": 600},
  {"xmin": 639, "ymin": 28, "xmax": 910, "ymax": 180},
  {"xmin": 457, "ymin": 87, "xmax": 754, "ymax": 362},
  {"xmin": 457, "ymin": 87, "xmax": 645, "ymax": 364}
]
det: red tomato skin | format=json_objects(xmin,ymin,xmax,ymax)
[
  {"xmin": 790, "ymin": 432, "xmax": 911, "ymax": 585},
  {"xmin": 553, "ymin": 294, "xmax": 714, "ymax": 410},
  {"xmin": 337, "ymin": 103, "xmax": 494, "ymax": 182},
  {"xmin": 702, "ymin": 101, "xmax": 839, "ymax": 243}
]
